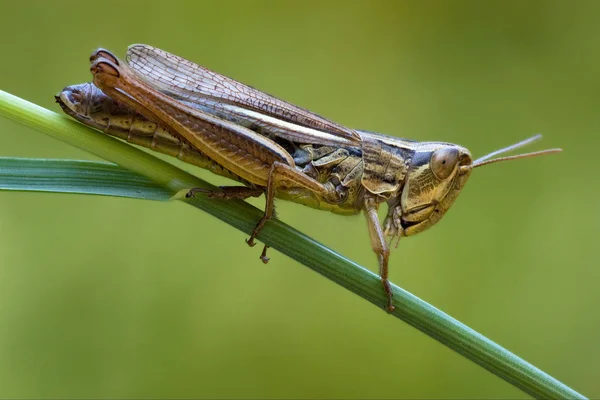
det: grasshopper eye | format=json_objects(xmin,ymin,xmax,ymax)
[{"xmin": 431, "ymin": 148, "xmax": 460, "ymax": 180}]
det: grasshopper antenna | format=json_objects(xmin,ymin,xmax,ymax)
[{"xmin": 461, "ymin": 134, "xmax": 562, "ymax": 171}]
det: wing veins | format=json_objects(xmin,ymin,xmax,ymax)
[{"xmin": 126, "ymin": 44, "xmax": 361, "ymax": 146}]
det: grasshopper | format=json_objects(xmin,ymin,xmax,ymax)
[{"xmin": 56, "ymin": 45, "xmax": 561, "ymax": 312}]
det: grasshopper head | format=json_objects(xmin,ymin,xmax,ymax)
[
  {"xmin": 383, "ymin": 135, "xmax": 561, "ymax": 241},
  {"xmin": 384, "ymin": 143, "xmax": 473, "ymax": 239}
]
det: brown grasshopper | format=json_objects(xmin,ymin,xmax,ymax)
[{"xmin": 56, "ymin": 45, "xmax": 561, "ymax": 312}]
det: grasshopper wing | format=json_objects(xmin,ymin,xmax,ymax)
[{"xmin": 126, "ymin": 44, "xmax": 361, "ymax": 148}]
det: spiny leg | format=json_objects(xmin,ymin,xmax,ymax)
[{"xmin": 364, "ymin": 196, "xmax": 395, "ymax": 312}]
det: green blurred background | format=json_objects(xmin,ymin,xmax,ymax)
[{"xmin": 0, "ymin": 0, "xmax": 598, "ymax": 398}]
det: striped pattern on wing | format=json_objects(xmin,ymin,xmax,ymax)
[{"xmin": 126, "ymin": 44, "xmax": 361, "ymax": 147}]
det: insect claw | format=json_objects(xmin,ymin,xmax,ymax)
[
  {"xmin": 260, "ymin": 245, "xmax": 270, "ymax": 263},
  {"xmin": 245, "ymin": 237, "xmax": 257, "ymax": 247}
]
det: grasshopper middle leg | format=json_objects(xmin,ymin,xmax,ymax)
[
  {"xmin": 246, "ymin": 161, "xmax": 340, "ymax": 247},
  {"xmin": 195, "ymin": 162, "xmax": 340, "ymax": 263}
]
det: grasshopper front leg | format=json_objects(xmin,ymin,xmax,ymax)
[
  {"xmin": 187, "ymin": 162, "xmax": 339, "ymax": 263},
  {"xmin": 364, "ymin": 195, "xmax": 395, "ymax": 312}
]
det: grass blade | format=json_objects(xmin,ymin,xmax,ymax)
[{"xmin": 0, "ymin": 157, "xmax": 171, "ymax": 200}]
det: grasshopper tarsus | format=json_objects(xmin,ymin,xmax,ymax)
[{"xmin": 260, "ymin": 245, "xmax": 270, "ymax": 263}]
